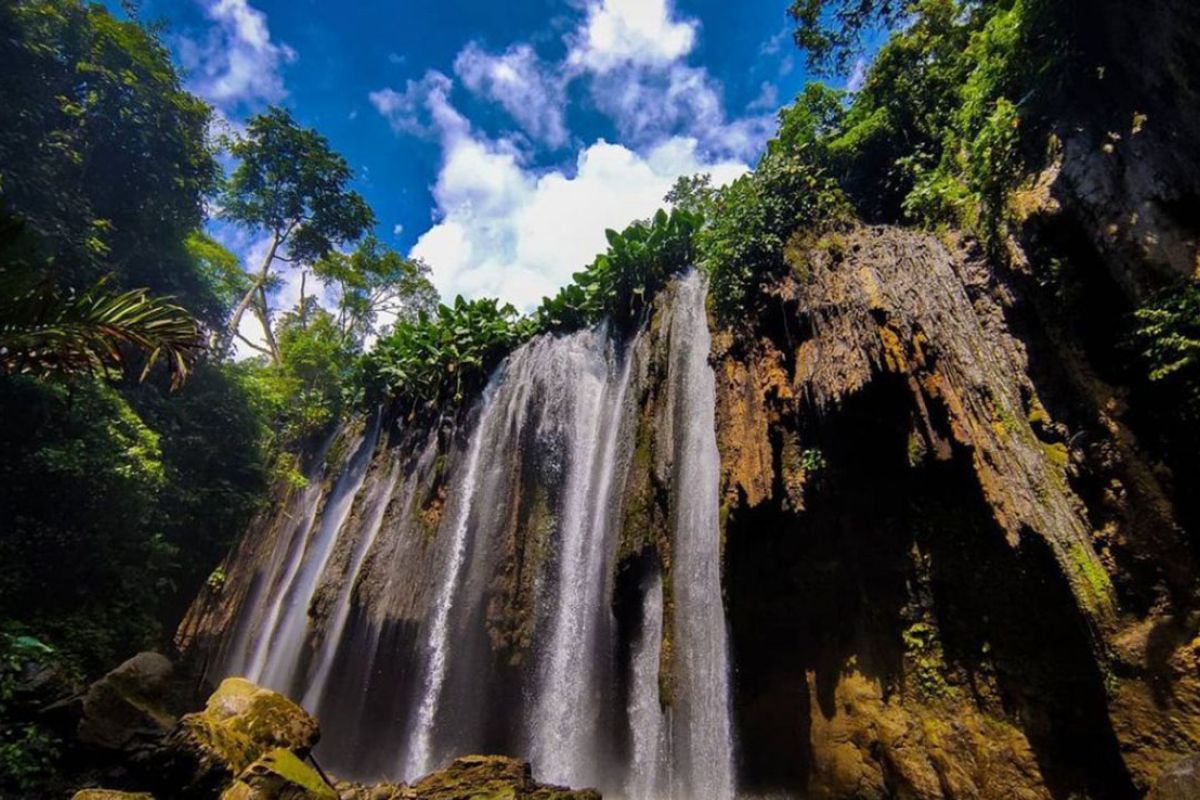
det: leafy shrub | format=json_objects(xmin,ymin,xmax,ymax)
[
  {"xmin": 1132, "ymin": 282, "xmax": 1200, "ymax": 423},
  {"xmin": 537, "ymin": 208, "xmax": 702, "ymax": 332},
  {"xmin": 700, "ymin": 149, "xmax": 850, "ymax": 318},
  {"xmin": 0, "ymin": 632, "xmax": 61, "ymax": 793},
  {"xmin": 364, "ymin": 296, "xmax": 530, "ymax": 413}
]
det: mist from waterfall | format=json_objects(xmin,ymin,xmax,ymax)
[{"xmin": 216, "ymin": 273, "xmax": 735, "ymax": 799}]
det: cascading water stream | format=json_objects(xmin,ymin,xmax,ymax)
[
  {"xmin": 529, "ymin": 327, "xmax": 640, "ymax": 788},
  {"xmin": 626, "ymin": 572, "xmax": 669, "ymax": 799},
  {"xmin": 400, "ymin": 378, "xmax": 504, "ymax": 781},
  {"xmin": 249, "ymin": 413, "xmax": 380, "ymax": 691},
  {"xmin": 664, "ymin": 270, "xmax": 736, "ymax": 800},
  {"xmin": 302, "ymin": 451, "xmax": 402, "ymax": 711}
]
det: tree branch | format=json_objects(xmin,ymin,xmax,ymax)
[{"xmin": 234, "ymin": 330, "xmax": 276, "ymax": 358}]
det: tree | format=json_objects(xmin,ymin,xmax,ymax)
[
  {"xmin": 312, "ymin": 235, "xmax": 438, "ymax": 344},
  {"xmin": 665, "ymin": 174, "xmax": 717, "ymax": 218},
  {"xmin": 0, "ymin": 0, "xmax": 220, "ymax": 321},
  {"xmin": 219, "ymin": 107, "xmax": 375, "ymax": 362},
  {"xmin": 789, "ymin": 0, "xmax": 909, "ymax": 73}
]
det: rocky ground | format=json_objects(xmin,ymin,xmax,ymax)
[{"xmin": 45, "ymin": 652, "xmax": 597, "ymax": 800}]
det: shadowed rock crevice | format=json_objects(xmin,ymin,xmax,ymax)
[{"xmin": 726, "ymin": 376, "xmax": 1133, "ymax": 799}]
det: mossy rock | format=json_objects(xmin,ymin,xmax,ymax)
[
  {"xmin": 72, "ymin": 792, "xmax": 156, "ymax": 800},
  {"xmin": 409, "ymin": 755, "xmax": 600, "ymax": 800},
  {"xmin": 220, "ymin": 748, "xmax": 337, "ymax": 800},
  {"xmin": 205, "ymin": 678, "xmax": 320, "ymax": 755},
  {"xmin": 160, "ymin": 678, "xmax": 322, "ymax": 796},
  {"xmin": 161, "ymin": 712, "xmax": 259, "ymax": 796}
]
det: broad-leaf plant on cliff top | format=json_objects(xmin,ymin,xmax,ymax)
[{"xmin": 363, "ymin": 207, "xmax": 704, "ymax": 416}]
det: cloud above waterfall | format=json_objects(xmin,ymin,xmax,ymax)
[
  {"xmin": 369, "ymin": 0, "xmax": 770, "ymax": 309},
  {"xmin": 453, "ymin": 42, "xmax": 570, "ymax": 148},
  {"xmin": 373, "ymin": 68, "xmax": 747, "ymax": 310}
]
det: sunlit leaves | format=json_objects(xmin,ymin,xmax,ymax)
[
  {"xmin": 537, "ymin": 207, "xmax": 703, "ymax": 332},
  {"xmin": 0, "ymin": 268, "xmax": 203, "ymax": 390},
  {"xmin": 365, "ymin": 295, "xmax": 528, "ymax": 413}
]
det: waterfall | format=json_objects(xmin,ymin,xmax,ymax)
[
  {"xmin": 400, "ymin": 376, "xmax": 505, "ymax": 780},
  {"xmin": 664, "ymin": 269, "xmax": 736, "ymax": 800},
  {"xmin": 211, "ymin": 273, "xmax": 736, "ymax": 798},
  {"xmin": 301, "ymin": 449, "xmax": 403, "ymax": 712},
  {"xmin": 626, "ymin": 572, "xmax": 669, "ymax": 799},
  {"xmin": 246, "ymin": 413, "xmax": 380, "ymax": 692},
  {"xmin": 529, "ymin": 325, "xmax": 639, "ymax": 788}
]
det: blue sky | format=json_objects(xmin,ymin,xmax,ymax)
[{"xmin": 118, "ymin": 0, "xmax": 861, "ymax": 327}]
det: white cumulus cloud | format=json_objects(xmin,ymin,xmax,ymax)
[
  {"xmin": 178, "ymin": 0, "xmax": 297, "ymax": 111},
  {"xmin": 567, "ymin": 0, "xmax": 698, "ymax": 73},
  {"xmin": 587, "ymin": 62, "xmax": 773, "ymax": 160},
  {"xmin": 374, "ymin": 76, "xmax": 747, "ymax": 310},
  {"xmin": 454, "ymin": 42, "xmax": 569, "ymax": 148}
]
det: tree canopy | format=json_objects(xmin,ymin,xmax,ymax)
[{"xmin": 219, "ymin": 107, "xmax": 375, "ymax": 361}]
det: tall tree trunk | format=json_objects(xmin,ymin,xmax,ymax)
[
  {"xmin": 256, "ymin": 283, "xmax": 281, "ymax": 364},
  {"xmin": 224, "ymin": 234, "xmax": 281, "ymax": 354},
  {"xmin": 299, "ymin": 270, "xmax": 308, "ymax": 330}
]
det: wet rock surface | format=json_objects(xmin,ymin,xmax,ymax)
[
  {"xmin": 69, "ymin": 672, "xmax": 602, "ymax": 800},
  {"xmin": 159, "ymin": 677, "xmax": 321, "ymax": 796},
  {"xmin": 404, "ymin": 755, "xmax": 600, "ymax": 800}
]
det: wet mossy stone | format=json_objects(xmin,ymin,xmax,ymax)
[
  {"xmin": 204, "ymin": 678, "xmax": 320, "ymax": 755},
  {"xmin": 159, "ymin": 678, "xmax": 320, "ymax": 796},
  {"xmin": 220, "ymin": 748, "xmax": 337, "ymax": 800},
  {"xmin": 408, "ymin": 755, "xmax": 601, "ymax": 799}
]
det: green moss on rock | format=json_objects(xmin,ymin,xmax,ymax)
[
  {"xmin": 221, "ymin": 748, "xmax": 337, "ymax": 800},
  {"xmin": 408, "ymin": 755, "xmax": 599, "ymax": 800},
  {"xmin": 1069, "ymin": 541, "xmax": 1115, "ymax": 613},
  {"xmin": 205, "ymin": 678, "xmax": 320, "ymax": 755},
  {"xmin": 901, "ymin": 622, "xmax": 955, "ymax": 701}
]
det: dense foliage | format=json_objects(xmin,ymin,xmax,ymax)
[
  {"xmin": 0, "ymin": 10, "xmax": 244, "ymax": 789},
  {"xmin": 365, "ymin": 296, "xmax": 529, "ymax": 413},
  {"xmin": 698, "ymin": 150, "xmax": 850, "ymax": 317},
  {"xmin": 0, "ymin": 0, "xmax": 221, "ymax": 321},
  {"xmin": 780, "ymin": 1, "xmax": 1053, "ymax": 246}
]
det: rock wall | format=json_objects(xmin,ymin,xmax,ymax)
[{"xmin": 711, "ymin": 226, "xmax": 1200, "ymax": 798}]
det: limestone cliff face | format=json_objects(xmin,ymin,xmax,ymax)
[
  {"xmin": 711, "ymin": 226, "xmax": 1200, "ymax": 799},
  {"xmin": 180, "ymin": 225, "xmax": 1200, "ymax": 799}
]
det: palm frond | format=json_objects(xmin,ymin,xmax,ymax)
[{"xmin": 0, "ymin": 271, "xmax": 204, "ymax": 390}]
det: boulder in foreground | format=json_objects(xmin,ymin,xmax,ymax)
[{"xmin": 407, "ymin": 755, "xmax": 600, "ymax": 800}]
